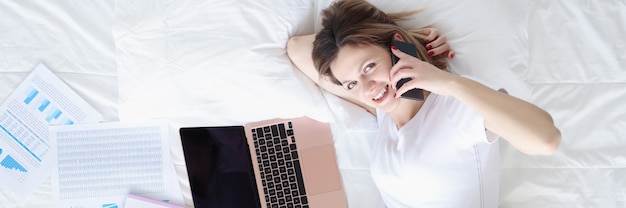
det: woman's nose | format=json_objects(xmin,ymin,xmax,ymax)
[{"xmin": 362, "ymin": 79, "xmax": 377, "ymax": 96}]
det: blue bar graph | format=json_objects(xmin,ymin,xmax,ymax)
[
  {"xmin": 38, "ymin": 99, "xmax": 50, "ymax": 112},
  {"xmin": 53, "ymin": 110, "xmax": 62, "ymax": 119},
  {"xmin": 1, "ymin": 155, "xmax": 27, "ymax": 173},
  {"xmin": 24, "ymin": 89, "xmax": 39, "ymax": 104},
  {"xmin": 45, "ymin": 109, "xmax": 62, "ymax": 123},
  {"xmin": 102, "ymin": 203, "xmax": 119, "ymax": 208}
]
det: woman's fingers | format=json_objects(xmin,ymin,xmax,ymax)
[
  {"xmin": 421, "ymin": 28, "xmax": 455, "ymax": 59},
  {"xmin": 391, "ymin": 69, "xmax": 419, "ymax": 94},
  {"xmin": 389, "ymin": 45, "xmax": 455, "ymax": 95},
  {"xmin": 420, "ymin": 28, "xmax": 439, "ymax": 43},
  {"xmin": 426, "ymin": 36, "xmax": 453, "ymax": 58},
  {"xmin": 427, "ymin": 42, "xmax": 450, "ymax": 57},
  {"xmin": 447, "ymin": 50, "xmax": 455, "ymax": 59},
  {"xmin": 425, "ymin": 32, "xmax": 445, "ymax": 47},
  {"xmin": 389, "ymin": 46, "xmax": 426, "ymax": 90}
]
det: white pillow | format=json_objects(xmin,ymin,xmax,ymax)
[{"xmin": 115, "ymin": 1, "xmax": 335, "ymax": 124}]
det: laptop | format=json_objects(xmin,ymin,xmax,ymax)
[{"xmin": 179, "ymin": 117, "xmax": 347, "ymax": 208}]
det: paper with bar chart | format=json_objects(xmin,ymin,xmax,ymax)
[{"xmin": 0, "ymin": 63, "xmax": 103, "ymax": 202}]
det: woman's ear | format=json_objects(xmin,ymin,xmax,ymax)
[{"xmin": 393, "ymin": 33, "xmax": 404, "ymax": 41}]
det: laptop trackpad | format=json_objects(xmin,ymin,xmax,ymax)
[{"xmin": 300, "ymin": 145, "xmax": 341, "ymax": 195}]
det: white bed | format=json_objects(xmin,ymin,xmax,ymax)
[{"xmin": 1, "ymin": 0, "xmax": 624, "ymax": 207}]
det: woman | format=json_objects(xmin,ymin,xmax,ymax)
[{"xmin": 287, "ymin": 0, "xmax": 561, "ymax": 207}]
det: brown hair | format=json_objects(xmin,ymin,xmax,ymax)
[{"xmin": 312, "ymin": 0, "xmax": 440, "ymax": 85}]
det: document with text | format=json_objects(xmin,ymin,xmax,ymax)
[
  {"xmin": 50, "ymin": 121, "xmax": 184, "ymax": 208},
  {"xmin": 0, "ymin": 63, "xmax": 103, "ymax": 202}
]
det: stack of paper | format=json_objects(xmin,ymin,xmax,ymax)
[
  {"xmin": 0, "ymin": 64, "xmax": 103, "ymax": 201},
  {"xmin": 0, "ymin": 64, "xmax": 184, "ymax": 207}
]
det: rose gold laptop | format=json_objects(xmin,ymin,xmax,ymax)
[{"xmin": 179, "ymin": 116, "xmax": 347, "ymax": 208}]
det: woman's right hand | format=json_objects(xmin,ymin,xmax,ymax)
[{"xmin": 389, "ymin": 44, "xmax": 456, "ymax": 96}]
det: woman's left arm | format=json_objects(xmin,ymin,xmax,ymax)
[
  {"xmin": 447, "ymin": 76, "xmax": 561, "ymax": 155},
  {"xmin": 390, "ymin": 46, "xmax": 561, "ymax": 156}
]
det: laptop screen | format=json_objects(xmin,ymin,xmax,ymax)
[{"xmin": 179, "ymin": 126, "xmax": 261, "ymax": 208}]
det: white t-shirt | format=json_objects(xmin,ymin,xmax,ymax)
[{"xmin": 371, "ymin": 92, "xmax": 500, "ymax": 208}]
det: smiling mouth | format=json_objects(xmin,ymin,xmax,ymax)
[{"xmin": 373, "ymin": 85, "xmax": 388, "ymax": 101}]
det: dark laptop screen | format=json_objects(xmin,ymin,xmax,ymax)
[{"xmin": 179, "ymin": 126, "xmax": 260, "ymax": 208}]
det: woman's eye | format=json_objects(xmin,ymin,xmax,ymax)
[
  {"xmin": 347, "ymin": 81, "xmax": 357, "ymax": 90},
  {"xmin": 364, "ymin": 63, "xmax": 376, "ymax": 73}
]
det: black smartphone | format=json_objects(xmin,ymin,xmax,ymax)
[{"xmin": 391, "ymin": 40, "xmax": 424, "ymax": 101}]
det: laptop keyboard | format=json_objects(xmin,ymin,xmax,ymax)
[{"xmin": 252, "ymin": 122, "xmax": 309, "ymax": 208}]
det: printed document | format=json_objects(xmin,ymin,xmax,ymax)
[
  {"xmin": 0, "ymin": 63, "xmax": 103, "ymax": 202},
  {"xmin": 50, "ymin": 121, "xmax": 184, "ymax": 208}
]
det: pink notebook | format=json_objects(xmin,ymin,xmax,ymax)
[{"xmin": 124, "ymin": 194, "xmax": 185, "ymax": 208}]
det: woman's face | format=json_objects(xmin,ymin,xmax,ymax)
[{"xmin": 330, "ymin": 44, "xmax": 400, "ymax": 113}]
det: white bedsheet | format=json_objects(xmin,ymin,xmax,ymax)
[
  {"xmin": 0, "ymin": 1, "xmax": 117, "ymax": 207},
  {"xmin": 0, "ymin": 0, "xmax": 624, "ymax": 207}
]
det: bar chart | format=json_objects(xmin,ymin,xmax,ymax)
[
  {"xmin": 1, "ymin": 155, "xmax": 27, "ymax": 173},
  {"xmin": 24, "ymin": 89, "xmax": 38, "ymax": 105},
  {"xmin": 102, "ymin": 203, "xmax": 119, "ymax": 208},
  {"xmin": 24, "ymin": 88, "xmax": 74, "ymax": 125}
]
